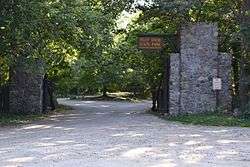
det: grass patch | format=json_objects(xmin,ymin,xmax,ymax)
[
  {"xmin": 149, "ymin": 111, "xmax": 250, "ymax": 127},
  {"xmin": 0, "ymin": 105, "xmax": 72, "ymax": 127},
  {"xmin": 168, "ymin": 113, "xmax": 250, "ymax": 127},
  {"xmin": 0, "ymin": 113, "xmax": 46, "ymax": 126}
]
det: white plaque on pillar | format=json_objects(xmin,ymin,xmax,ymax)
[{"xmin": 213, "ymin": 78, "xmax": 222, "ymax": 90}]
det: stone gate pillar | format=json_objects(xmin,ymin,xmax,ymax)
[
  {"xmin": 9, "ymin": 57, "xmax": 44, "ymax": 114},
  {"xmin": 169, "ymin": 23, "xmax": 232, "ymax": 115}
]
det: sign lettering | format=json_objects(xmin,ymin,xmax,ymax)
[{"xmin": 138, "ymin": 36, "xmax": 164, "ymax": 50}]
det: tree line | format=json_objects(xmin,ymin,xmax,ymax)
[{"xmin": 0, "ymin": 0, "xmax": 249, "ymax": 114}]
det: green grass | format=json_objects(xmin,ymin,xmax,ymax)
[
  {"xmin": 0, "ymin": 113, "xmax": 46, "ymax": 126},
  {"xmin": 0, "ymin": 105, "xmax": 72, "ymax": 127},
  {"xmin": 149, "ymin": 111, "xmax": 250, "ymax": 127}
]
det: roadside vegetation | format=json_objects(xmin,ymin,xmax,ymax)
[
  {"xmin": 0, "ymin": 0, "xmax": 249, "ymax": 124},
  {"xmin": 149, "ymin": 111, "xmax": 250, "ymax": 127},
  {"xmin": 167, "ymin": 113, "xmax": 250, "ymax": 127},
  {"xmin": 0, "ymin": 105, "xmax": 71, "ymax": 126}
]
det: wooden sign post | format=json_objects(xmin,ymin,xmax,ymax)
[
  {"xmin": 138, "ymin": 34, "xmax": 169, "ymax": 113},
  {"xmin": 138, "ymin": 35, "xmax": 164, "ymax": 50}
]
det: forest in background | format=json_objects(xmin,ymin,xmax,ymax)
[{"xmin": 0, "ymin": 0, "xmax": 249, "ymax": 115}]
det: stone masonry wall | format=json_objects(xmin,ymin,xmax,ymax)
[
  {"xmin": 169, "ymin": 53, "xmax": 181, "ymax": 116},
  {"xmin": 9, "ymin": 58, "xmax": 44, "ymax": 114},
  {"xmin": 169, "ymin": 23, "xmax": 232, "ymax": 115}
]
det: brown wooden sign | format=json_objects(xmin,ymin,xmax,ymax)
[{"xmin": 138, "ymin": 35, "xmax": 164, "ymax": 50}]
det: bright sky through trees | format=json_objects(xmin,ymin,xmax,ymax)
[{"xmin": 116, "ymin": 0, "xmax": 149, "ymax": 29}]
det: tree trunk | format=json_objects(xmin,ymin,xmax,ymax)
[
  {"xmin": 102, "ymin": 85, "xmax": 108, "ymax": 97},
  {"xmin": 232, "ymin": 43, "xmax": 241, "ymax": 97},
  {"xmin": 239, "ymin": 0, "xmax": 250, "ymax": 111},
  {"xmin": 43, "ymin": 74, "xmax": 57, "ymax": 113},
  {"xmin": 48, "ymin": 83, "xmax": 56, "ymax": 111},
  {"xmin": 151, "ymin": 87, "xmax": 157, "ymax": 111},
  {"xmin": 156, "ymin": 84, "xmax": 162, "ymax": 112}
]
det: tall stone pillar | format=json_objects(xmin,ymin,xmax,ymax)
[
  {"xmin": 180, "ymin": 23, "xmax": 218, "ymax": 114},
  {"xmin": 9, "ymin": 57, "xmax": 44, "ymax": 114},
  {"xmin": 169, "ymin": 23, "xmax": 232, "ymax": 115}
]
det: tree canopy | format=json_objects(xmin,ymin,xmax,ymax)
[{"xmin": 0, "ymin": 0, "xmax": 249, "ymax": 112}]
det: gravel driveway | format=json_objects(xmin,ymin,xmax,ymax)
[{"xmin": 0, "ymin": 99, "xmax": 250, "ymax": 167}]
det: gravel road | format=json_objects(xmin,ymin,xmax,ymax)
[{"xmin": 0, "ymin": 99, "xmax": 250, "ymax": 167}]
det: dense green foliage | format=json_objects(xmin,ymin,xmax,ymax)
[{"xmin": 0, "ymin": 0, "xmax": 249, "ymax": 114}]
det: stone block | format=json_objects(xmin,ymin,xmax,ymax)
[
  {"xmin": 9, "ymin": 57, "xmax": 44, "ymax": 114},
  {"xmin": 169, "ymin": 23, "xmax": 232, "ymax": 115},
  {"xmin": 169, "ymin": 53, "xmax": 181, "ymax": 116}
]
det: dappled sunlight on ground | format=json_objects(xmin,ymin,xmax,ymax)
[
  {"xmin": 7, "ymin": 157, "xmax": 35, "ymax": 163},
  {"xmin": 149, "ymin": 159, "xmax": 177, "ymax": 167},
  {"xmin": 121, "ymin": 147, "xmax": 155, "ymax": 159},
  {"xmin": 0, "ymin": 99, "xmax": 249, "ymax": 167},
  {"xmin": 217, "ymin": 139, "xmax": 250, "ymax": 144},
  {"xmin": 21, "ymin": 125, "xmax": 53, "ymax": 130}
]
